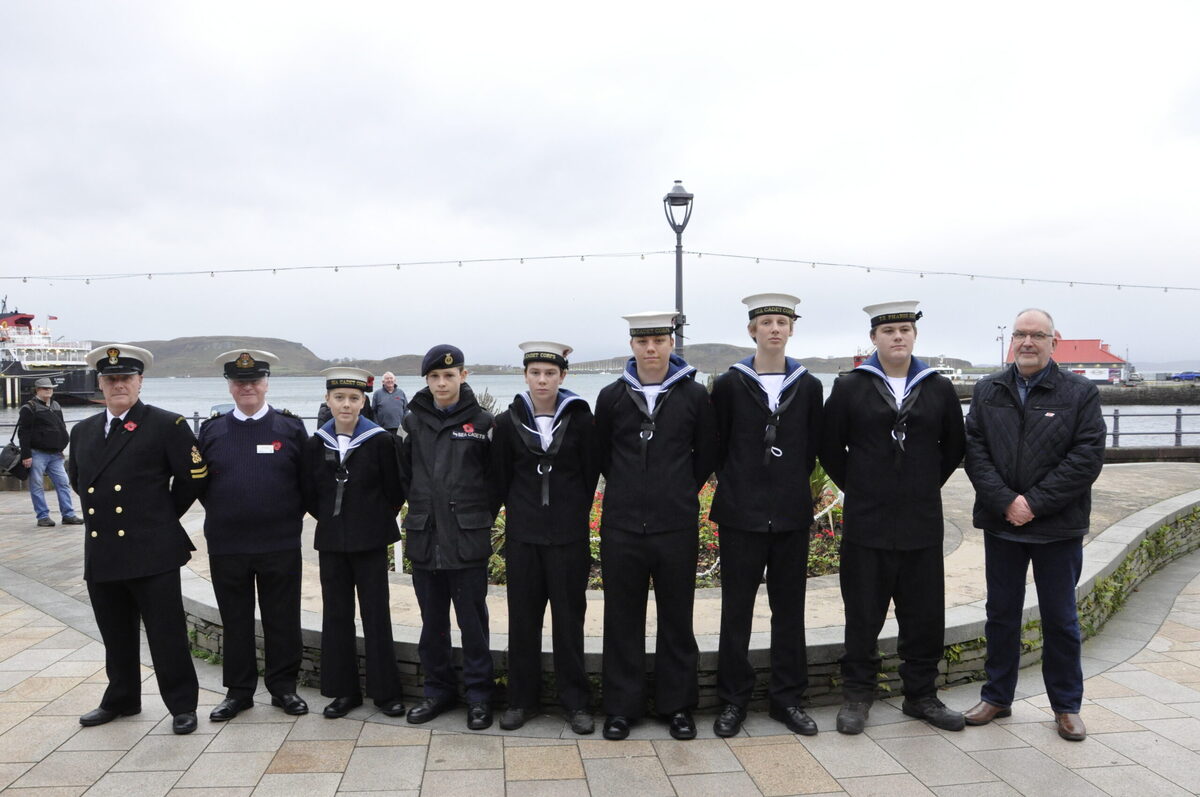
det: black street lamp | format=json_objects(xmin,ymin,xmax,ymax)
[{"xmin": 662, "ymin": 180, "xmax": 694, "ymax": 355}]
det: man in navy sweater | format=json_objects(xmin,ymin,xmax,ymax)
[{"xmin": 198, "ymin": 350, "xmax": 310, "ymax": 721}]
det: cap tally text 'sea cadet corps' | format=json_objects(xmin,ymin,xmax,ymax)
[
  {"xmin": 622, "ymin": 311, "xmax": 678, "ymax": 337},
  {"xmin": 862, "ymin": 300, "xmax": 922, "ymax": 328},
  {"xmin": 215, "ymin": 350, "xmax": 279, "ymax": 380},
  {"xmin": 421, "ymin": 345, "xmax": 465, "ymax": 376},
  {"xmin": 322, "ymin": 366, "xmax": 373, "ymax": 392},
  {"xmin": 742, "ymin": 293, "xmax": 801, "ymax": 320},
  {"xmin": 518, "ymin": 341, "xmax": 572, "ymax": 370},
  {"xmin": 86, "ymin": 344, "xmax": 154, "ymax": 375}
]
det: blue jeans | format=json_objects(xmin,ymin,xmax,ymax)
[
  {"xmin": 29, "ymin": 450, "xmax": 76, "ymax": 520},
  {"xmin": 981, "ymin": 533, "xmax": 1084, "ymax": 714}
]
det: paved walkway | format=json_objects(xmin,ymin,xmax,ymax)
[{"xmin": 1, "ymin": 465, "xmax": 1199, "ymax": 795}]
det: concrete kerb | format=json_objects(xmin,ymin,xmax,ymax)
[{"xmin": 179, "ymin": 488, "xmax": 1200, "ymax": 706}]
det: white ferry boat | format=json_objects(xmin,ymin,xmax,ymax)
[{"xmin": 0, "ymin": 298, "xmax": 98, "ymax": 404}]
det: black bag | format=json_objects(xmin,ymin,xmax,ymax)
[{"xmin": 0, "ymin": 426, "xmax": 29, "ymax": 480}]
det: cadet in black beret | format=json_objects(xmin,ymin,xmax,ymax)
[{"xmin": 420, "ymin": 344, "xmax": 465, "ymax": 377}]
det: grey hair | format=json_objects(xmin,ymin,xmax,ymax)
[{"xmin": 1015, "ymin": 308, "xmax": 1056, "ymax": 334}]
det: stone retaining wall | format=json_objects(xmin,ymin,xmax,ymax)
[{"xmin": 182, "ymin": 490, "xmax": 1200, "ymax": 711}]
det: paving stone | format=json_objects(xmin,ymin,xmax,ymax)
[
  {"xmin": 0, "ymin": 676, "xmax": 85, "ymax": 702},
  {"xmin": 876, "ymin": 736, "xmax": 995, "ymax": 787},
  {"xmin": 1140, "ymin": 659, "xmax": 1200, "ymax": 683},
  {"xmin": 1075, "ymin": 764, "xmax": 1195, "ymax": 797},
  {"xmin": 838, "ymin": 773, "xmax": 934, "ymax": 796},
  {"xmin": 9, "ymin": 750, "xmax": 123, "ymax": 788},
  {"xmin": 206, "ymin": 722, "xmax": 291, "ymax": 753},
  {"xmin": 1094, "ymin": 729, "xmax": 1200, "ymax": 793},
  {"xmin": 0, "ymin": 700, "xmax": 44, "ymax": 735},
  {"xmin": 930, "ymin": 784, "xmax": 1021, "ymax": 796},
  {"xmin": 5, "ymin": 787, "xmax": 88, "ymax": 797},
  {"xmin": 864, "ymin": 719, "xmax": 937, "ymax": 740},
  {"xmin": 282, "ymin": 714, "xmax": 361, "ymax": 741},
  {"xmin": 166, "ymin": 789, "xmax": 252, "ymax": 796},
  {"xmin": 503, "ymin": 744, "xmax": 585, "ymax": 780},
  {"xmin": 649, "ymin": 738, "xmax": 742, "ymax": 775},
  {"xmin": 356, "ymin": 721, "xmax": 430, "ymax": 746},
  {"xmin": 503, "ymin": 779, "xmax": 590, "ymax": 797},
  {"xmin": 425, "ymin": 732, "xmax": 503, "ymax": 770},
  {"xmin": 250, "ymin": 772, "xmax": 342, "ymax": 797},
  {"xmin": 1072, "ymin": 703, "xmax": 1146, "ymax": 733},
  {"xmin": 109, "ymin": 733, "xmax": 210, "ymax": 772},
  {"xmin": 340, "ymin": 746, "xmax": 425, "ymax": 792},
  {"xmin": 725, "ymin": 734, "xmax": 802, "ymax": 747},
  {"xmin": 968, "ymin": 748, "xmax": 1108, "ymax": 796},
  {"xmin": 730, "ymin": 739, "xmax": 840, "ymax": 795},
  {"xmin": 83, "ymin": 770, "xmax": 181, "ymax": 797},
  {"xmin": 1081, "ymin": 674, "xmax": 1139, "ymax": 698},
  {"xmin": 502, "ymin": 735, "xmax": 578, "ymax": 746},
  {"xmin": 34, "ymin": 683, "xmax": 108, "ymax": 716},
  {"xmin": 1002, "ymin": 722, "xmax": 1133, "ymax": 768},
  {"xmin": 0, "ymin": 715, "xmax": 86, "ymax": 762},
  {"xmin": 1104, "ymin": 668, "xmax": 1200, "ymax": 704},
  {"xmin": 336, "ymin": 792, "xmax": 418, "ymax": 797},
  {"xmin": 671, "ymin": 770, "xmax": 764, "ymax": 797},
  {"xmin": 0, "ymin": 647, "xmax": 72, "ymax": 671},
  {"xmin": 0, "ymin": 669, "xmax": 36, "ymax": 690},
  {"xmin": 0, "ymin": 761, "xmax": 34, "ymax": 790},
  {"xmin": 584, "ymin": 756, "xmax": 675, "ymax": 797},
  {"xmin": 58, "ymin": 720, "xmax": 156, "ymax": 751},
  {"xmin": 264, "ymin": 740, "xmax": 354, "ymax": 773},
  {"xmin": 933, "ymin": 722, "xmax": 1027, "ymax": 752},
  {"xmin": 1092, "ymin": 695, "xmax": 1187, "ymax": 720},
  {"xmin": 577, "ymin": 738, "xmax": 656, "ymax": 758},
  {"xmin": 798, "ymin": 732, "xmax": 905, "ymax": 778},
  {"xmin": 174, "ymin": 752, "xmax": 275, "ymax": 788},
  {"xmin": 419, "ymin": 768, "xmax": 505, "ymax": 797},
  {"xmin": 1136, "ymin": 716, "xmax": 1200, "ymax": 750},
  {"xmin": 35, "ymin": 661, "xmax": 105, "ymax": 679}
]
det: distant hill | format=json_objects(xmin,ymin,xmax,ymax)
[{"xmin": 122, "ymin": 336, "xmax": 976, "ymax": 377}]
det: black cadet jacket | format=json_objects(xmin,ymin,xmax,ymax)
[
  {"xmin": 303, "ymin": 421, "xmax": 404, "ymax": 553},
  {"xmin": 710, "ymin": 361, "xmax": 824, "ymax": 533},
  {"xmin": 17, "ymin": 397, "xmax": 70, "ymax": 457},
  {"xmin": 594, "ymin": 366, "xmax": 718, "ymax": 535},
  {"xmin": 820, "ymin": 368, "xmax": 965, "ymax": 550},
  {"xmin": 492, "ymin": 392, "xmax": 599, "ymax": 545},
  {"xmin": 400, "ymin": 384, "xmax": 500, "ymax": 570},
  {"xmin": 67, "ymin": 401, "xmax": 205, "ymax": 582},
  {"xmin": 965, "ymin": 362, "xmax": 1106, "ymax": 539}
]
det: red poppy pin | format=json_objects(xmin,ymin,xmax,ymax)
[
  {"xmin": 272, "ymin": 440, "xmax": 282, "ymax": 451},
  {"xmin": 463, "ymin": 423, "xmax": 475, "ymax": 434},
  {"xmin": 123, "ymin": 421, "xmax": 138, "ymax": 432}
]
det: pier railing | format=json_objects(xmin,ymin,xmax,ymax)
[{"xmin": 1106, "ymin": 408, "xmax": 1200, "ymax": 448}]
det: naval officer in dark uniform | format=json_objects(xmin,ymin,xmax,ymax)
[
  {"xmin": 68, "ymin": 344, "xmax": 208, "ymax": 735},
  {"xmin": 198, "ymin": 350, "xmax": 310, "ymax": 721}
]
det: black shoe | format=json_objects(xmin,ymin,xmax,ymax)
[
  {"xmin": 667, "ymin": 710, "xmax": 697, "ymax": 740},
  {"xmin": 79, "ymin": 706, "xmax": 140, "ymax": 727},
  {"xmin": 467, "ymin": 702, "xmax": 492, "ymax": 730},
  {"xmin": 376, "ymin": 698, "xmax": 406, "ymax": 717},
  {"xmin": 603, "ymin": 714, "xmax": 631, "ymax": 740},
  {"xmin": 713, "ymin": 704, "xmax": 746, "ymax": 737},
  {"xmin": 271, "ymin": 693, "xmax": 309, "ymax": 716},
  {"xmin": 836, "ymin": 700, "xmax": 871, "ymax": 735},
  {"xmin": 406, "ymin": 695, "xmax": 455, "ymax": 724},
  {"xmin": 568, "ymin": 709, "xmax": 595, "ymax": 735},
  {"xmin": 769, "ymin": 704, "xmax": 818, "ymax": 736},
  {"xmin": 902, "ymin": 696, "xmax": 965, "ymax": 732},
  {"xmin": 500, "ymin": 707, "xmax": 532, "ymax": 730},
  {"xmin": 37, "ymin": 517, "xmax": 55, "ymax": 527},
  {"xmin": 209, "ymin": 696, "xmax": 253, "ymax": 722},
  {"xmin": 62, "ymin": 515, "xmax": 84, "ymax": 525},
  {"xmin": 173, "ymin": 711, "xmax": 198, "ymax": 735},
  {"xmin": 322, "ymin": 695, "xmax": 363, "ymax": 719}
]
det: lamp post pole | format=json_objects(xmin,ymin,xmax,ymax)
[
  {"xmin": 997, "ymin": 325, "xmax": 1008, "ymax": 367},
  {"xmin": 662, "ymin": 180, "xmax": 694, "ymax": 356}
]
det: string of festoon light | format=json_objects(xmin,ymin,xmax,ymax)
[{"xmin": 2, "ymin": 250, "xmax": 1194, "ymax": 293}]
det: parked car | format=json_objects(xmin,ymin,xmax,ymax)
[
  {"xmin": 1170, "ymin": 371, "xmax": 1200, "ymax": 382},
  {"xmin": 1124, "ymin": 372, "xmax": 1145, "ymax": 386}
]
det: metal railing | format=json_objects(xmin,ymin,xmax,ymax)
[{"xmin": 1106, "ymin": 408, "xmax": 1200, "ymax": 448}]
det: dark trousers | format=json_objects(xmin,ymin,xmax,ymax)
[
  {"xmin": 600, "ymin": 527, "xmax": 698, "ymax": 717},
  {"xmin": 504, "ymin": 538, "xmax": 590, "ymax": 711},
  {"xmin": 840, "ymin": 540, "xmax": 944, "ymax": 701},
  {"xmin": 209, "ymin": 549, "xmax": 302, "ymax": 699},
  {"xmin": 318, "ymin": 548, "xmax": 401, "ymax": 702},
  {"xmin": 981, "ymin": 533, "xmax": 1084, "ymax": 714},
  {"xmin": 87, "ymin": 569, "xmax": 198, "ymax": 716},
  {"xmin": 412, "ymin": 566, "xmax": 495, "ymax": 703},
  {"xmin": 717, "ymin": 527, "xmax": 810, "ymax": 709}
]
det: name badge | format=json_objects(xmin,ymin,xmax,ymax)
[{"xmin": 256, "ymin": 444, "xmax": 275, "ymax": 454}]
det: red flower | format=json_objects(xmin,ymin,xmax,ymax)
[
  {"xmin": 463, "ymin": 423, "xmax": 475, "ymax": 434},
  {"xmin": 123, "ymin": 421, "xmax": 138, "ymax": 432},
  {"xmin": 272, "ymin": 440, "xmax": 282, "ymax": 451}
]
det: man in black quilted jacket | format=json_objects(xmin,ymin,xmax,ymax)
[{"xmin": 962, "ymin": 308, "xmax": 1106, "ymax": 742}]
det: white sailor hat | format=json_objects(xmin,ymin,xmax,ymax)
[
  {"xmin": 742, "ymin": 292, "xmax": 801, "ymax": 320},
  {"xmin": 87, "ymin": 344, "xmax": 153, "ymax": 375},
  {"xmin": 322, "ymin": 366, "xmax": 373, "ymax": 392},
  {"xmin": 863, "ymin": 300, "xmax": 922, "ymax": 328},
  {"xmin": 622, "ymin": 311, "xmax": 678, "ymax": 337},
  {"xmin": 518, "ymin": 341, "xmax": 572, "ymax": 369},
  {"xmin": 215, "ymin": 349, "xmax": 279, "ymax": 380}
]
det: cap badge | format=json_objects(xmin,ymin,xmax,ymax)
[
  {"xmin": 235, "ymin": 352, "xmax": 254, "ymax": 370},
  {"xmin": 191, "ymin": 446, "xmax": 202, "ymax": 464},
  {"xmin": 443, "ymin": 352, "xmax": 453, "ymax": 365},
  {"xmin": 107, "ymin": 347, "xmax": 120, "ymax": 364}
]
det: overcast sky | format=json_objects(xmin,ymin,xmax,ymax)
[{"xmin": 3, "ymin": 2, "xmax": 1197, "ymax": 368}]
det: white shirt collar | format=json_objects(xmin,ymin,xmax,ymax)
[{"xmin": 232, "ymin": 403, "xmax": 271, "ymax": 422}]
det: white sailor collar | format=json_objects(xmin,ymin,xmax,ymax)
[{"xmin": 316, "ymin": 416, "xmax": 388, "ymax": 454}]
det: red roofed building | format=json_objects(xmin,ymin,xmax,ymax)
[{"xmin": 1006, "ymin": 334, "xmax": 1128, "ymax": 383}]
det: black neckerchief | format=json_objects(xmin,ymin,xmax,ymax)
[
  {"xmin": 510, "ymin": 405, "xmax": 573, "ymax": 507},
  {"xmin": 623, "ymin": 382, "xmax": 671, "ymax": 471},
  {"xmin": 867, "ymin": 376, "xmax": 924, "ymax": 471},
  {"xmin": 736, "ymin": 370, "xmax": 802, "ymax": 466}
]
